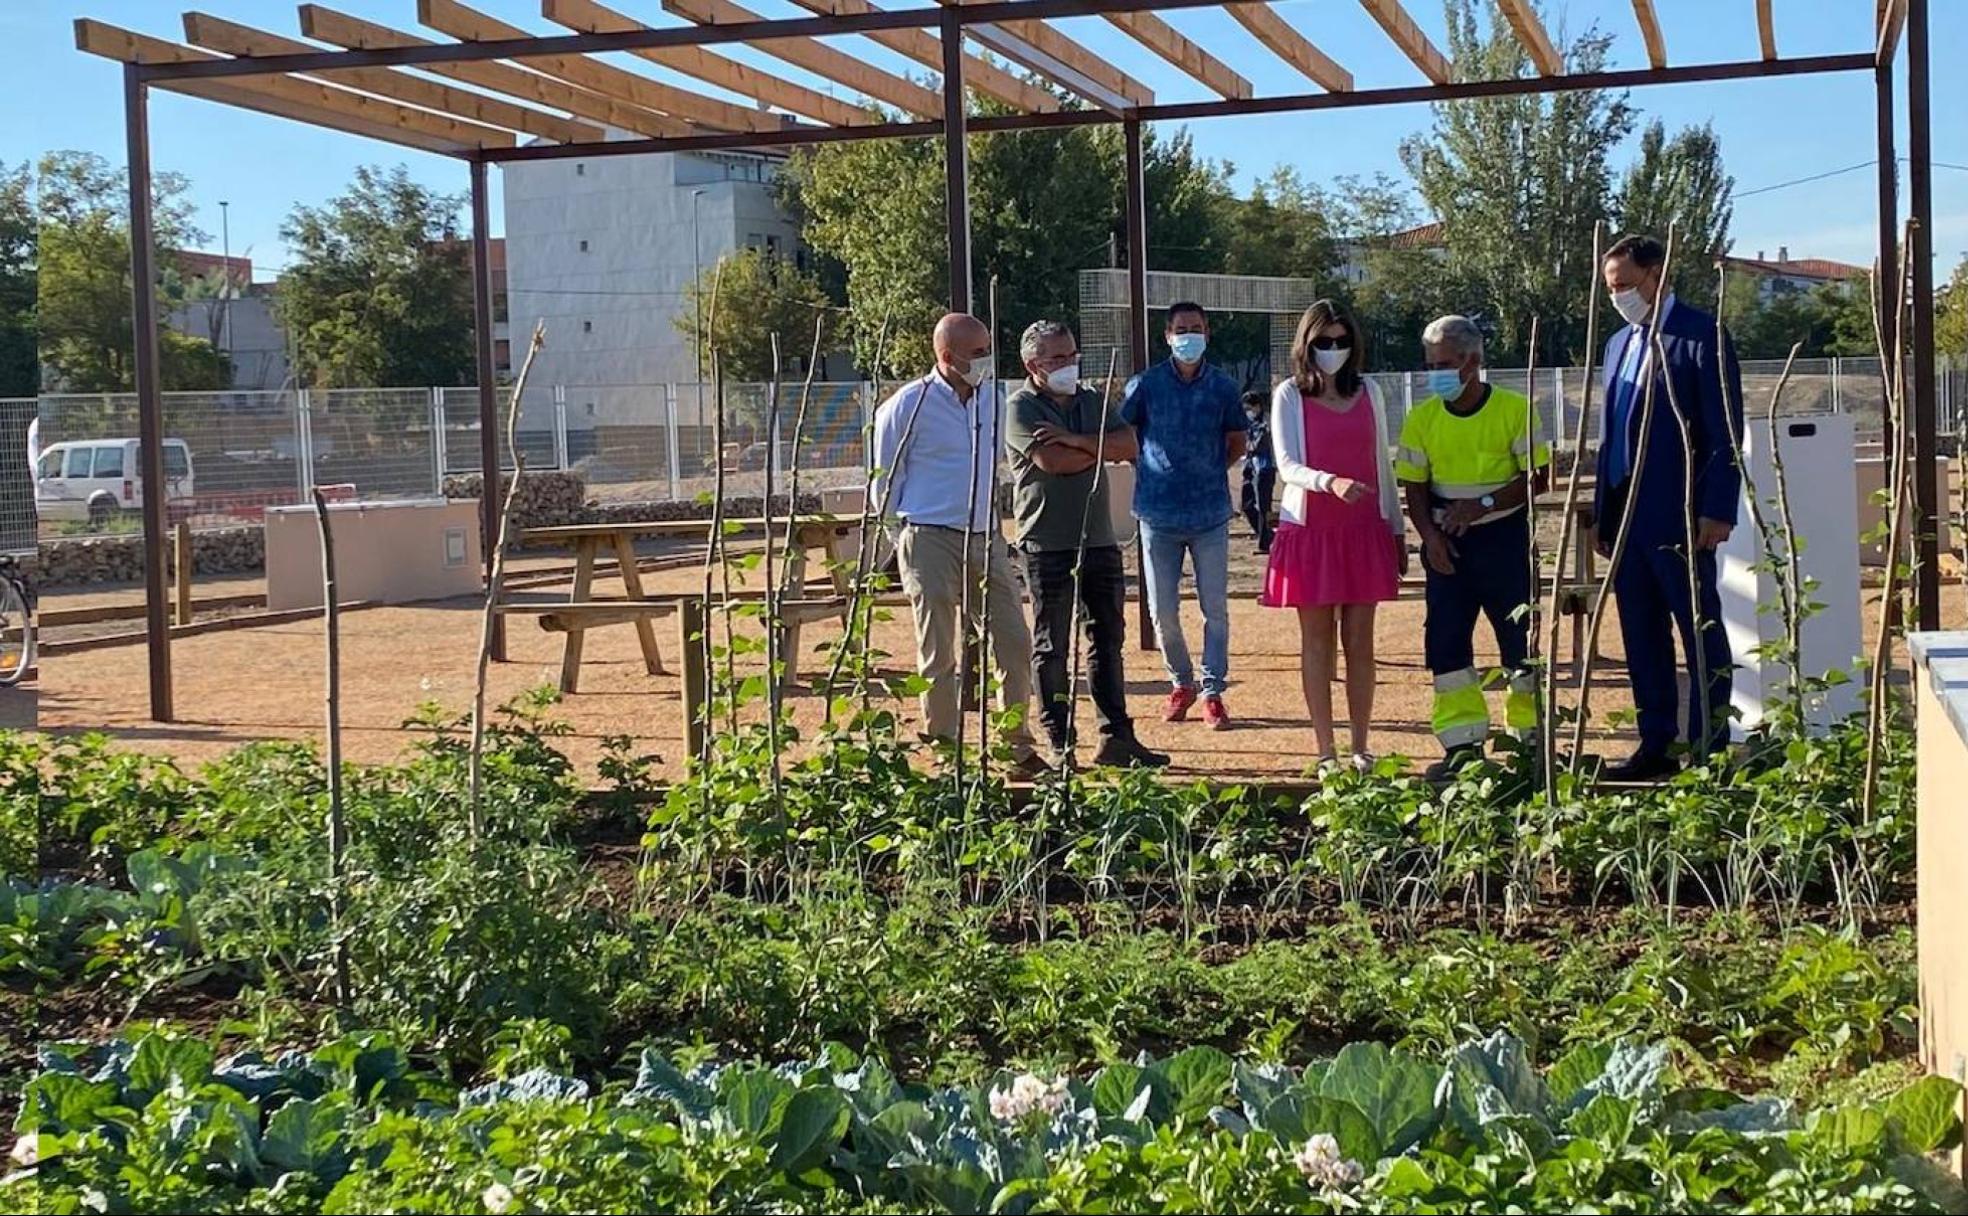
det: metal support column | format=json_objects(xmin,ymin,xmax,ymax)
[
  {"xmin": 470, "ymin": 158, "xmax": 507, "ymax": 659},
  {"xmin": 1875, "ymin": 60, "xmax": 1898, "ymax": 339},
  {"xmin": 126, "ymin": 65, "xmax": 173, "ymax": 721},
  {"xmin": 1907, "ymin": 0, "xmax": 1940, "ymax": 629},
  {"xmin": 1124, "ymin": 116, "xmax": 1155, "ymax": 651},
  {"xmin": 941, "ymin": 7, "xmax": 971, "ymax": 313}
]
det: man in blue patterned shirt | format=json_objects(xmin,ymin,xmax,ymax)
[{"xmin": 1119, "ymin": 302, "xmax": 1249, "ymax": 730}]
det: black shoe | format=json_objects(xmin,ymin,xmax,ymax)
[
  {"xmin": 1602, "ymin": 748, "xmax": 1679, "ymax": 783},
  {"xmin": 1424, "ymin": 744, "xmax": 1484, "ymax": 782},
  {"xmin": 1093, "ymin": 736, "xmax": 1171, "ymax": 769}
]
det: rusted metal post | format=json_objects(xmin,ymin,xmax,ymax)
[{"xmin": 126, "ymin": 64, "xmax": 172, "ymax": 721}]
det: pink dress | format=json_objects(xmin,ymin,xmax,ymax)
[{"xmin": 1262, "ymin": 389, "xmax": 1399, "ymax": 608}]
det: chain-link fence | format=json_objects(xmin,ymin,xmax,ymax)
[{"xmin": 5, "ymin": 358, "xmax": 1961, "ymax": 542}]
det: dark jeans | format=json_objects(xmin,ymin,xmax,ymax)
[
  {"xmin": 1423, "ymin": 512, "xmax": 1532, "ymax": 676},
  {"xmin": 1023, "ymin": 544, "xmax": 1133, "ymax": 748},
  {"xmin": 1602, "ymin": 484, "xmax": 1734, "ymax": 754},
  {"xmin": 1241, "ymin": 466, "xmax": 1277, "ymax": 548}
]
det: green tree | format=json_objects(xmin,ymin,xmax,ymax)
[
  {"xmin": 780, "ymin": 115, "xmax": 1234, "ymax": 374},
  {"xmin": 277, "ymin": 165, "xmax": 474, "ymax": 388},
  {"xmin": 1938, "ymin": 255, "xmax": 1968, "ymax": 360},
  {"xmin": 35, "ymin": 150, "xmax": 227, "ymax": 392},
  {"xmin": 1400, "ymin": 0, "xmax": 1634, "ymax": 364},
  {"xmin": 1615, "ymin": 120, "xmax": 1734, "ymax": 310},
  {"xmin": 1329, "ymin": 173, "xmax": 1457, "ymax": 369},
  {"xmin": 673, "ymin": 247, "xmax": 833, "ymax": 383},
  {"xmin": 0, "ymin": 161, "xmax": 33, "ymax": 396}
]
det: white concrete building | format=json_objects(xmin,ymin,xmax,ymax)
[{"xmin": 503, "ymin": 148, "xmax": 810, "ymax": 397}]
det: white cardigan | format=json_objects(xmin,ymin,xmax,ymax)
[{"xmin": 1269, "ymin": 378, "xmax": 1404, "ymax": 537}]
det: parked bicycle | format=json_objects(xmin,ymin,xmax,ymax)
[{"xmin": 0, "ymin": 554, "xmax": 35, "ymax": 686}]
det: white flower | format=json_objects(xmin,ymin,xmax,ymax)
[
  {"xmin": 1293, "ymin": 1134, "xmax": 1363, "ymax": 1190},
  {"xmin": 7, "ymin": 1136, "xmax": 35, "ymax": 1167},
  {"xmin": 482, "ymin": 1181, "xmax": 515, "ymax": 1213},
  {"xmin": 988, "ymin": 1073, "xmax": 1072, "ymax": 1122}
]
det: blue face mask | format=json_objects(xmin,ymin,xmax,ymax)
[
  {"xmin": 1168, "ymin": 332, "xmax": 1207, "ymax": 365},
  {"xmin": 1424, "ymin": 368, "xmax": 1465, "ymax": 399}
]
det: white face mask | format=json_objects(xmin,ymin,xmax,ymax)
[
  {"xmin": 1611, "ymin": 287, "xmax": 1653, "ymax": 326},
  {"xmin": 1313, "ymin": 346, "xmax": 1351, "ymax": 375},
  {"xmin": 957, "ymin": 354, "xmax": 993, "ymax": 388},
  {"xmin": 1043, "ymin": 362, "xmax": 1081, "ymax": 394}
]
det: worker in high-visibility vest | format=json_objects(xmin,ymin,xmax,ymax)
[{"xmin": 1394, "ymin": 315, "xmax": 1551, "ymax": 779}]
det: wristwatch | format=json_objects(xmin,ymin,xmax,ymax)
[{"xmin": 1479, "ymin": 493, "xmax": 1497, "ymax": 509}]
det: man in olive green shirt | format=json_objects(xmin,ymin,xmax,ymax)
[{"xmin": 1004, "ymin": 321, "xmax": 1167, "ymax": 768}]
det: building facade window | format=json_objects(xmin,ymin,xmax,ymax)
[
  {"xmin": 578, "ymin": 239, "xmax": 589, "ymax": 252},
  {"xmin": 583, "ymin": 320, "xmax": 593, "ymax": 333}
]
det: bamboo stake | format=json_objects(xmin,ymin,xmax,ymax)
[
  {"xmin": 1713, "ymin": 262, "xmax": 1793, "ymax": 732},
  {"xmin": 1863, "ymin": 232, "xmax": 1915, "ymax": 822},
  {"xmin": 976, "ymin": 275, "xmax": 1002, "ymax": 795},
  {"xmin": 763, "ymin": 334, "xmax": 785, "ymax": 809},
  {"xmin": 469, "ymin": 322, "xmax": 546, "ymax": 831},
  {"xmin": 713, "ymin": 360, "xmax": 739, "ymax": 739},
  {"xmin": 1521, "ymin": 316, "xmax": 1542, "ymax": 791},
  {"xmin": 1545, "ymin": 221, "xmax": 1604, "ymax": 789},
  {"xmin": 1572, "ymin": 227, "xmax": 1679, "ymax": 769},
  {"xmin": 1763, "ymin": 344, "xmax": 1808, "ymax": 729},
  {"xmin": 955, "ymin": 371, "xmax": 983, "ymax": 800},
  {"xmin": 310, "ymin": 485, "xmax": 349, "ymax": 1008},
  {"xmin": 780, "ymin": 313, "xmax": 826, "ymax": 615},
  {"xmin": 696, "ymin": 264, "xmax": 728, "ymax": 764},
  {"xmin": 1654, "ymin": 337, "xmax": 1712, "ymax": 756},
  {"xmin": 1057, "ymin": 350, "xmax": 1122, "ymax": 785}
]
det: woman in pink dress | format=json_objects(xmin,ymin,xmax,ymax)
[{"xmin": 1264, "ymin": 300, "xmax": 1408, "ymax": 770}]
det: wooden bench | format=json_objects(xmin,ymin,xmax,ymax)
[{"xmin": 507, "ymin": 516, "xmax": 858, "ymax": 693}]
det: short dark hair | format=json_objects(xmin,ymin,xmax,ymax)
[
  {"xmin": 1165, "ymin": 301, "xmax": 1209, "ymax": 329},
  {"xmin": 1606, "ymin": 234, "xmax": 1667, "ymax": 270},
  {"xmin": 1241, "ymin": 390, "xmax": 1267, "ymax": 410}
]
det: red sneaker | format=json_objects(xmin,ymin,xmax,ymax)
[
  {"xmin": 1203, "ymin": 697, "xmax": 1230, "ymax": 730},
  {"xmin": 1164, "ymin": 685, "xmax": 1199, "ymax": 722}
]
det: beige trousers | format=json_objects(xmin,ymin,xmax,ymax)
[{"xmin": 894, "ymin": 523, "xmax": 1034, "ymax": 747}]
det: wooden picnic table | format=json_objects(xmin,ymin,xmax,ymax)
[{"xmin": 511, "ymin": 515, "xmax": 857, "ymax": 693}]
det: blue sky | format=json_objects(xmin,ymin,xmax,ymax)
[{"xmin": 5, "ymin": 0, "xmax": 1964, "ymax": 279}]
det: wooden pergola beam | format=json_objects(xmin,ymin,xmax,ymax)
[
  {"xmin": 75, "ymin": 18, "xmax": 507, "ymax": 155},
  {"xmin": 784, "ymin": 0, "xmax": 1061, "ymax": 113},
  {"xmin": 1879, "ymin": 0, "xmax": 1907, "ymax": 62},
  {"xmin": 1495, "ymin": 0, "xmax": 1561, "ymax": 76},
  {"xmin": 1102, "ymin": 12, "xmax": 1252, "ymax": 99},
  {"xmin": 420, "ymin": 0, "xmax": 775, "ymax": 132},
  {"xmin": 1225, "ymin": 3, "xmax": 1352, "ymax": 93},
  {"xmin": 299, "ymin": 4, "xmax": 693, "ymax": 136},
  {"xmin": 939, "ymin": 0, "xmax": 1152, "ymax": 108},
  {"xmin": 660, "ymin": 0, "xmax": 944, "ymax": 119},
  {"xmin": 1629, "ymin": 0, "xmax": 1665, "ymax": 70},
  {"xmin": 1358, "ymin": 0, "xmax": 1452, "ymax": 85},
  {"xmin": 181, "ymin": 11, "xmax": 603, "ymax": 144},
  {"xmin": 542, "ymin": 0, "xmax": 874, "ymax": 127},
  {"xmin": 1757, "ymin": 0, "xmax": 1777, "ymax": 61}
]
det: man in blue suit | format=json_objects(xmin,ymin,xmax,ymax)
[{"xmin": 1591, "ymin": 234, "xmax": 1745, "ymax": 780}]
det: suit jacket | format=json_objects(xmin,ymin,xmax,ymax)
[{"xmin": 1593, "ymin": 298, "xmax": 1746, "ymax": 541}]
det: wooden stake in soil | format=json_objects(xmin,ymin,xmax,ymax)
[
  {"xmin": 1864, "ymin": 234, "xmax": 1916, "ymax": 823},
  {"xmin": 1520, "ymin": 316, "xmax": 1542, "ymax": 795},
  {"xmin": 1545, "ymin": 221, "xmax": 1604, "ymax": 792},
  {"xmin": 469, "ymin": 322, "xmax": 547, "ymax": 834},
  {"xmin": 976, "ymin": 274, "xmax": 1002, "ymax": 794},
  {"xmin": 1654, "ymin": 336, "xmax": 1712, "ymax": 756},
  {"xmin": 762, "ymin": 333, "xmax": 785, "ymax": 808},
  {"xmin": 779, "ymin": 313, "xmax": 826, "ymax": 627},
  {"xmin": 310, "ymin": 485, "xmax": 350, "ymax": 1008},
  {"xmin": 1057, "ymin": 350, "xmax": 1122, "ymax": 785},
  {"xmin": 173, "ymin": 521, "xmax": 193, "ymax": 627},
  {"xmin": 1571, "ymin": 226, "xmax": 1679, "ymax": 771}
]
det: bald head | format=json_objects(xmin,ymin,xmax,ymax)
[{"xmin": 932, "ymin": 312, "xmax": 993, "ymax": 394}]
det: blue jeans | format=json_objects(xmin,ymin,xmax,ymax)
[{"xmin": 1140, "ymin": 518, "xmax": 1231, "ymax": 697}]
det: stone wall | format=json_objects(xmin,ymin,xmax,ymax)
[{"xmin": 25, "ymin": 527, "xmax": 264, "ymax": 592}]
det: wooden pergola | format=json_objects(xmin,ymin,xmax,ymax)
[{"xmin": 78, "ymin": 1, "xmax": 1940, "ymax": 723}]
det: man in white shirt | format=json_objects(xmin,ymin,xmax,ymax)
[{"xmin": 872, "ymin": 313, "xmax": 1039, "ymax": 770}]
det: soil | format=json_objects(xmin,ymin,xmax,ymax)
[{"xmin": 29, "ymin": 526, "xmax": 1964, "ymax": 785}]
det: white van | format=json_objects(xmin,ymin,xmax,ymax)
[{"xmin": 34, "ymin": 438, "xmax": 195, "ymax": 527}]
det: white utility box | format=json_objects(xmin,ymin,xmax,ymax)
[
  {"xmin": 265, "ymin": 497, "xmax": 482, "ymax": 610},
  {"xmin": 1717, "ymin": 414, "xmax": 1863, "ymax": 736}
]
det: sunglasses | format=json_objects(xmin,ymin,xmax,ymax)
[{"xmin": 1308, "ymin": 335, "xmax": 1353, "ymax": 351}]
